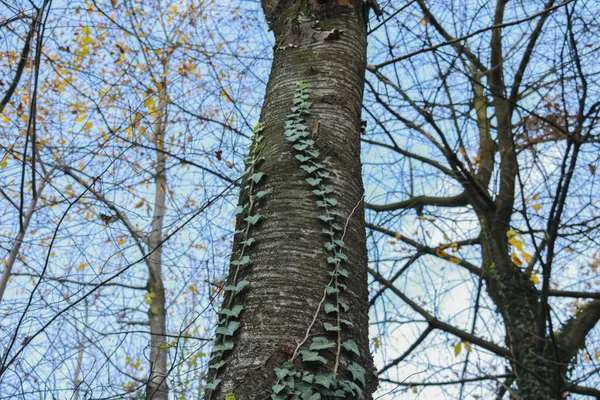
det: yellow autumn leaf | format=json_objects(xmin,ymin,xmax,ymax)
[
  {"xmin": 521, "ymin": 251, "xmax": 533, "ymax": 263},
  {"xmin": 1, "ymin": 158, "xmax": 7, "ymax": 169},
  {"xmin": 465, "ymin": 341, "xmax": 472, "ymax": 353},
  {"xmin": 454, "ymin": 341, "xmax": 462, "ymax": 356},
  {"xmin": 76, "ymin": 115, "xmax": 87, "ymax": 123},
  {"xmin": 82, "ymin": 27, "xmax": 91, "ymax": 35},
  {"xmin": 373, "ymin": 337, "xmax": 380, "ymax": 350},
  {"xmin": 117, "ymin": 236, "xmax": 126, "ymax": 246},
  {"xmin": 511, "ymin": 252, "xmax": 523, "ymax": 267},
  {"xmin": 84, "ymin": 121, "xmax": 93, "ymax": 130},
  {"xmin": 530, "ymin": 273, "xmax": 540, "ymax": 284},
  {"xmin": 134, "ymin": 198, "xmax": 145, "ymax": 208},
  {"xmin": 395, "ymin": 232, "xmax": 402, "ymax": 240},
  {"xmin": 509, "ymin": 236, "xmax": 524, "ymax": 251},
  {"xmin": 533, "ymin": 204, "xmax": 542, "ymax": 211},
  {"xmin": 506, "ymin": 229, "xmax": 519, "ymax": 238},
  {"xmin": 448, "ymin": 256, "xmax": 462, "ymax": 264},
  {"xmin": 151, "ymin": 306, "xmax": 159, "ymax": 314},
  {"xmin": 189, "ymin": 284, "xmax": 199, "ymax": 295},
  {"xmin": 144, "ymin": 97, "xmax": 156, "ymax": 111},
  {"xmin": 77, "ymin": 262, "xmax": 89, "ymax": 271},
  {"xmin": 1, "ymin": 116, "xmax": 10, "ymax": 123}
]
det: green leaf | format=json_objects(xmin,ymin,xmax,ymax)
[
  {"xmin": 244, "ymin": 214, "xmax": 261, "ymax": 225},
  {"xmin": 322, "ymin": 228, "xmax": 335, "ymax": 236},
  {"xmin": 324, "ymin": 242, "xmax": 335, "ymax": 251},
  {"xmin": 347, "ymin": 362, "xmax": 366, "ymax": 386},
  {"xmin": 234, "ymin": 205, "xmax": 245, "ymax": 215},
  {"xmin": 205, "ymin": 379, "xmax": 221, "ymax": 389},
  {"xmin": 214, "ymin": 321, "xmax": 240, "ymax": 336},
  {"xmin": 240, "ymin": 238, "xmax": 256, "ymax": 246},
  {"xmin": 299, "ymin": 350, "xmax": 328, "ymax": 365},
  {"xmin": 333, "ymin": 239, "xmax": 345, "ymax": 247},
  {"xmin": 317, "ymin": 171, "xmax": 330, "ymax": 179},
  {"xmin": 309, "ymin": 337, "xmax": 336, "ymax": 350},
  {"xmin": 322, "ymin": 185, "xmax": 335, "ymax": 193},
  {"xmin": 225, "ymin": 394, "xmax": 237, "ymax": 400},
  {"xmin": 338, "ymin": 269, "xmax": 349, "ymax": 277},
  {"xmin": 213, "ymin": 340, "xmax": 235, "ymax": 351},
  {"xmin": 319, "ymin": 215, "xmax": 334, "ymax": 222},
  {"xmin": 306, "ymin": 150, "xmax": 320, "ymax": 158},
  {"xmin": 255, "ymin": 191, "xmax": 268, "ymax": 198},
  {"xmin": 223, "ymin": 280, "xmax": 250, "ymax": 291},
  {"xmin": 325, "ymin": 198, "xmax": 339, "ymax": 207},
  {"xmin": 337, "ymin": 252, "xmax": 348, "ymax": 261},
  {"xmin": 340, "ymin": 318, "xmax": 355, "ymax": 327},
  {"xmin": 326, "ymin": 286, "xmax": 340, "ymax": 294},
  {"xmin": 339, "ymin": 301, "xmax": 350, "ymax": 312},
  {"xmin": 293, "ymin": 143, "xmax": 309, "ymax": 151},
  {"xmin": 342, "ymin": 340, "xmax": 360, "ymax": 357},
  {"xmin": 314, "ymin": 374, "xmax": 334, "ymax": 388},
  {"xmin": 306, "ymin": 177, "xmax": 322, "ymax": 186},
  {"xmin": 302, "ymin": 373, "xmax": 314, "ymax": 383},
  {"xmin": 249, "ymin": 172, "xmax": 265, "ymax": 183},
  {"xmin": 296, "ymin": 154, "xmax": 312, "ymax": 163},
  {"xmin": 323, "ymin": 322, "xmax": 341, "ymax": 332},
  {"xmin": 275, "ymin": 367, "xmax": 292, "ymax": 379},
  {"xmin": 231, "ymin": 255, "xmax": 251, "ymax": 266},
  {"xmin": 272, "ymin": 384, "xmax": 286, "ymax": 394},
  {"xmin": 218, "ymin": 304, "xmax": 245, "ymax": 318},
  {"xmin": 297, "ymin": 81, "xmax": 308, "ymax": 89},
  {"xmin": 327, "ymin": 256, "xmax": 340, "ymax": 264},
  {"xmin": 301, "ymin": 165, "xmax": 318, "ymax": 174},
  {"xmin": 324, "ymin": 303, "xmax": 338, "ymax": 314},
  {"xmin": 209, "ymin": 360, "xmax": 225, "ymax": 369}
]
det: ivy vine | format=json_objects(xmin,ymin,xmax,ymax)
[
  {"xmin": 269, "ymin": 81, "xmax": 366, "ymax": 399},
  {"xmin": 205, "ymin": 123, "xmax": 268, "ymax": 393}
]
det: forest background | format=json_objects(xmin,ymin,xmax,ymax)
[{"xmin": 0, "ymin": 0, "xmax": 599, "ymax": 399}]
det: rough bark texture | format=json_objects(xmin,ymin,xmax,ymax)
[{"xmin": 207, "ymin": 0, "xmax": 376, "ymax": 398}]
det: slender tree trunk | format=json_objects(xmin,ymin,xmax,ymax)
[
  {"xmin": 206, "ymin": 1, "xmax": 377, "ymax": 398},
  {"xmin": 146, "ymin": 78, "xmax": 169, "ymax": 400}
]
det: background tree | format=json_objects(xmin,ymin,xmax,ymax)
[{"xmin": 364, "ymin": 0, "xmax": 600, "ymax": 398}]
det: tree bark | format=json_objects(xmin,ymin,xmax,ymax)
[{"xmin": 206, "ymin": 1, "xmax": 377, "ymax": 398}]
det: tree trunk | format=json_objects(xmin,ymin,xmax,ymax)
[
  {"xmin": 206, "ymin": 1, "xmax": 377, "ymax": 399},
  {"xmin": 146, "ymin": 78, "xmax": 170, "ymax": 400}
]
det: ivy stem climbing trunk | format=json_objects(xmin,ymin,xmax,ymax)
[
  {"xmin": 207, "ymin": 0, "xmax": 378, "ymax": 398},
  {"xmin": 145, "ymin": 76, "xmax": 169, "ymax": 400}
]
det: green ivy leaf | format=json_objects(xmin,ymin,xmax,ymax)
[
  {"xmin": 333, "ymin": 239, "xmax": 345, "ymax": 247},
  {"xmin": 322, "ymin": 185, "xmax": 335, "ymax": 193},
  {"xmin": 240, "ymin": 238, "xmax": 256, "ymax": 246},
  {"xmin": 339, "ymin": 301, "xmax": 350, "ymax": 312},
  {"xmin": 293, "ymin": 143, "xmax": 309, "ymax": 151},
  {"xmin": 319, "ymin": 215, "xmax": 334, "ymax": 222},
  {"xmin": 327, "ymin": 256, "xmax": 340, "ymax": 264},
  {"xmin": 323, "ymin": 322, "xmax": 341, "ymax": 332},
  {"xmin": 324, "ymin": 242, "xmax": 335, "ymax": 251},
  {"xmin": 324, "ymin": 303, "xmax": 339, "ymax": 314},
  {"xmin": 314, "ymin": 373, "xmax": 334, "ymax": 388},
  {"xmin": 255, "ymin": 191, "xmax": 268, "ymax": 198},
  {"xmin": 325, "ymin": 285, "xmax": 340, "ymax": 294},
  {"xmin": 338, "ymin": 268, "xmax": 349, "ymax": 277},
  {"xmin": 306, "ymin": 150, "xmax": 320, "ymax": 158},
  {"xmin": 272, "ymin": 384, "xmax": 286, "ymax": 394},
  {"xmin": 312, "ymin": 189, "xmax": 326, "ymax": 196},
  {"xmin": 231, "ymin": 256, "xmax": 251, "ymax": 266},
  {"xmin": 306, "ymin": 177, "xmax": 322, "ymax": 186},
  {"xmin": 249, "ymin": 172, "xmax": 265, "ymax": 183},
  {"xmin": 275, "ymin": 367, "xmax": 292, "ymax": 379},
  {"xmin": 223, "ymin": 280, "xmax": 250, "ymax": 291},
  {"xmin": 296, "ymin": 154, "xmax": 312, "ymax": 163},
  {"xmin": 317, "ymin": 171, "xmax": 330, "ymax": 179},
  {"xmin": 214, "ymin": 321, "xmax": 240, "ymax": 336},
  {"xmin": 234, "ymin": 205, "xmax": 246, "ymax": 215},
  {"xmin": 302, "ymin": 373, "xmax": 314, "ymax": 383},
  {"xmin": 325, "ymin": 198, "xmax": 339, "ymax": 207},
  {"xmin": 342, "ymin": 340, "xmax": 360, "ymax": 357},
  {"xmin": 340, "ymin": 318, "xmax": 355, "ymax": 327},
  {"xmin": 322, "ymin": 228, "xmax": 335, "ymax": 236},
  {"xmin": 218, "ymin": 304, "xmax": 245, "ymax": 318},
  {"xmin": 309, "ymin": 337, "xmax": 336, "ymax": 350},
  {"xmin": 205, "ymin": 379, "xmax": 221, "ymax": 389},
  {"xmin": 337, "ymin": 252, "xmax": 348, "ymax": 261},
  {"xmin": 209, "ymin": 360, "xmax": 226, "ymax": 369},
  {"xmin": 213, "ymin": 340, "xmax": 235, "ymax": 352},
  {"xmin": 301, "ymin": 165, "xmax": 318, "ymax": 174},
  {"xmin": 347, "ymin": 362, "xmax": 366, "ymax": 386},
  {"xmin": 299, "ymin": 350, "xmax": 328, "ymax": 365},
  {"xmin": 244, "ymin": 214, "xmax": 262, "ymax": 225}
]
